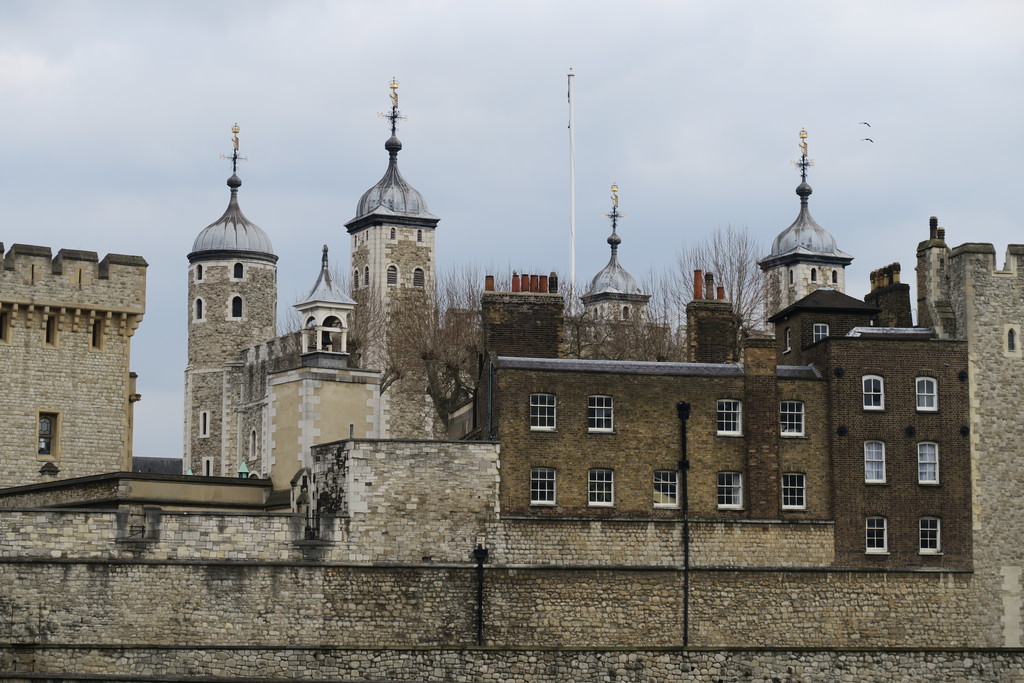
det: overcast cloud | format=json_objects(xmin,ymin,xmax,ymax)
[{"xmin": 0, "ymin": 1, "xmax": 1020, "ymax": 460}]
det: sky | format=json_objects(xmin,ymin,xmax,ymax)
[{"xmin": 0, "ymin": 0, "xmax": 1021, "ymax": 460}]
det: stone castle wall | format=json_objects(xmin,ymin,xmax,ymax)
[
  {"xmin": 4, "ymin": 645, "xmax": 1022, "ymax": 682},
  {"xmin": 0, "ymin": 244, "xmax": 146, "ymax": 487},
  {"xmin": 942, "ymin": 241, "xmax": 1024, "ymax": 647}
]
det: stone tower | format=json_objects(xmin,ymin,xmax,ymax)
[
  {"xmin": 0, "ymin": 244, "xmax": 146, "ymax": 486},
  {"xmin": 184, "ymin": 125, "xmax": 278, "ymax": 477},
  {"xmin": 758, "ymin": 129, "xmax": 852, "ymax": 320},
  {"xmin": 581, "ymin": 184, "xmax": 650, "ymax": 321},
  {"xmin": 344, "ymin": 80, "xmax": 440, "ymax": 438}
]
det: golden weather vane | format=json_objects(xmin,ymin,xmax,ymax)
[
  {"xmin": 602, "ymin": 183, "xmax": 624, "ymax": 233},
  {"xmin": 378, "ymin": 77, "xmax": 408, "ymax": 136},
  {"xmin": 792, "ymin": 128, "xmax": 814, "ymax": 182},
  {"xmin": 219, "ymin": 122, "xmax": 248, "ymax": 174}
]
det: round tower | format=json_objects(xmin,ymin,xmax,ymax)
[
  {"xmin": 757, "ymin": 129, "xmax": 853, "ymax": 320},
  {"xmin": 581, "ymin": 183, "xmax": 650, "ymax": 321},
  {"xmin": 185, "ymin": 124, "xmax": 278, "ymax": 476}
]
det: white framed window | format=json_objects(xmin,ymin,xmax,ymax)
[
  {"xmin": 530, "ymin": 467, "xmax": 556, "ymax": 505},
  {"xmin": 918, "ymin": 442, "xmax": 939, "ymax": 484},
  {"xmin": 529, "ymin": 393, "xmax": 556, "ymax": 431},
  {"xmin": 919, "ymin": 517, "xmax": 941, "ymax": 554},
  {"xmin": 38, "ymin": 412, "xmax": 58, "ymax": 456},
  {"xmin": 866, "ymin": 516, "xmax": 888, "ymax": 553},
  {"xmin": 200, "ymin": 410, "xmax": 211, "ymax": 438},
  {"xmin": 812, "ymin": 323, "xmax": 829, "ymax": 343},
  {"xmin": 386, "ymin": 265, "xmax": 398, "ymax": 286},
  {"xmin": 780, "ymin": 401, "xmax": 805, "ymax": 436},
  {"xmin": 784, "ymin": 327, "xmax": 792, "ymax": 353},
  {"xmin": 862, "ymin": 375, "xmax": 884, "ymax": 410},
  {"xmin": 864, "ymin": 441, "xmax": 886, "ymax": 483},
  {"xmin": 587, "ymin": 395, "xmax": 614, "ymax": 432},
  {"xmin": 916, "ymin": 377, "xmax": 937, "ymax": 411},
  {"xmin": 716, "ymin": 399, "xmax": 742, "ymax": 436},
  {"xmin": 588, "ymin": 469, "xmax": 614, "ymax": 507},
  {"xmin": 781, "ymin": 472, "xmax": 806, "ymax": 509},
  {"xmin": 717, "ymin": 471, "xmax": 743, "ymax": 509},
  {"xmin": 653, "ymin": 470, "xmax": 679, "ymax": 508}
]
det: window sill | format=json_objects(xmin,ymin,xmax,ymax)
[
  {"xmin": 529, "ymin": 428, "xmax": 556, "ymax": 433},
  {"xmin": 780, "ymin": 433, "xmax": 807, "ymax": 439},
  {"xmin": 781, "ymin": 506, "xmax": 807, "ymax": 512},
  {"xmin": 717, "ymin": 506, "xmax": 744, "ymax": 511},
  {"xmin": 919, "ymin": 551, "xmax": 943, "ymax": 556},
  {"xmin": 918, "ymin": 481, "xmax": 940, "ymax": 486},
  {"xmin": 865, "ymin": 550, "xmax": 889, "ymax": 555},
  {"xmin": 587, "ymin": 429, "xmax": 616, "ymax": 434},
  {"xmin": 863, "ymin": 407, "xmax": 885, "ymax": 412},
  {"xmin": 916, "ymin": 409, "xmax": 938, "ymax": 414},
  {"xmin": 529, "ymin": 502, "xmax": 557, "ymax": 507},
  {"xmin": 865, "ymin": 480, "xmax": 887, "ymax": 485},
  {"xmin": 716, "ymin": 432, "xmax": 743, "ymax": 438}
]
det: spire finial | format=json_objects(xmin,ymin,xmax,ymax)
[
  {"xmin": 378, "ymin": 77, "xmax": 408, "ymax": 137},
  {"xmin": 794, "ymin": 127, "xmax": 814, "ymax": 183},
  {"xmin": 321, "ymin": 244, "xmax": 329, "ymax": 270},
  {"xmin": 219, "ymin": 122, "xmax": 248, "ymax": 175},
  {"xmin": 601, "ymin": 183, "xmax": 624, "ymax": 251}
]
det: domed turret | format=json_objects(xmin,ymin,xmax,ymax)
[
  {"xmin": 352, "ymin": 135, "xmax": 437, "ymax": 221},
  {"xmin": 189, "ymin": 173, "xmax": 276, "ymax": 263},
  {"xmin": 582, "ymin": 184, "xmax": 650, "ymax": 321},
  {"xmin": 758, "ymin": 129, "xmax": 853, "ymax": 321}
]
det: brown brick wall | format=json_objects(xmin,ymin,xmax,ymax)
[
  {"xmin": 492, "ymin": 363, "xmax": 830, "ymax": 521},
  {"xmin": 806, "ymin": 337, "xmax": 971, "ymax": 568},
  {"xmin": 482, "ymin": 292, "xmax": 564, "ymax": 358}
]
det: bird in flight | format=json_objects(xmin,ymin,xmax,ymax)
[
  {"xmin": 859, "ymin": 122, "xmax": 871, "ymax": 127},
  {"xmin": 861, "ymin": 138, "xmax": 874, "ymax": 143}
]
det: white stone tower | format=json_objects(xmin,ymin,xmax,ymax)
[
  {"xmin": 758, "ymin": 129, "xmax": 852, "ymax": 320},
  {"xmin": 344, "ymin": 80, "xmax": 440, "ymax": 438},
  {"xmin": 185, "ymin": 125, "xmax": 277, "ymax": 477},
  {"xmin": 581, "ymin": 184, "xmax": 650, "ymax": 321}
]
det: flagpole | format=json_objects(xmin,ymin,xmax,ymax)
[{"xmin": 568, "ymin": 68, "xmax": 576, "ymax": 307}]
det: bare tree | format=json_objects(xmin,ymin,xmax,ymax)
[{"xmin": 676, "ymin": 225, "xmax": 766, "ymax": 333}]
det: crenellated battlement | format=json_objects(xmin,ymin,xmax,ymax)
[{"xmin": 0, "ymin": 243, "xmax": 147, "ymax": 317}]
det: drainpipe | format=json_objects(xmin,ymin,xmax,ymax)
[
  {"xmin": 676, "ymin": 401, "xmax": 692, "ymax": 647},
  {"xmin": 473, "ymin": 544, "xmax": 488, "ymax": 645}
]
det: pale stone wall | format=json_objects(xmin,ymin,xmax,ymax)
[
  {"xmin": 489, "ymin": 518, "xmax": 834, "ymax": 567},
  {"xmin": 0, "ymin": 244, "xmax": 145, "ymax": 487},
  {"xmin": 3, "ymin": 646, "xmax": 1021, "ymax": 682},
  {"xmin": 942, "ymin": 242, "xmax": 1024, "ymax": 647},
  {"xmin": 763, "ymin": 260, "xmax": 846, "ymax": 321},
  {"xmin": 314, "ymin": 439, "xmax": 500, "ymax": 562}
]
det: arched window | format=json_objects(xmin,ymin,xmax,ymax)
[
  {"xmin": 1009, "ymin": 328, "xmax": 1017, "ymax": 352},
  {"xmin": 231, "ymin": 296, "xmax": 243, "ymax": 318},
  {"xmin": 416, "ymin": 230, "xmax": 423, "ymax": 242},
  {"xmin": 353, "ymin": 270, "xmax": 359, "ymax": 289},
  {"xmin": 413, "ymin": 268, "xmax": 425, "ymax": 287},
  {"xmin": 364, "ymin": 266, "xmax": 370, "ymax": 287},
  {"xmin": 195, "ymin": 298, "xmax": 204, "ymax": 321},
  {"xmin": 390, "ymin": 227, "xmax": 396, "ymax": 240},
  {"xmin": 250, "ymin": 430, "xmax": 257, "ymax": 458},
  {"xmin": 233, "ymin": 263, "xmax": 244, "ymax": 279},
  {"xmin": 622, "ymin": 306, "xmax": 630, "ymax": 320},
  {"xmin": 810, "ymin": 268, "xmax": 817, "ymax": 282},
  {"xmin": 196, "ymin": 264, "xmax": 203, "ymax": 281},
  {"xmin": 831, "ymin": 270, "xmax": 838, "ymax": 284},
  {"xmin": 788, "ymin": 269, "xmax": 794, "ymax": 284},
  {"xmin": 387, "ymin": 265, "xmax": 398, "ymax": 286}
]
